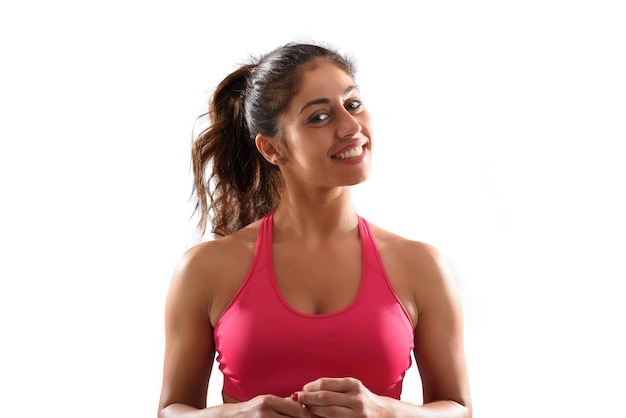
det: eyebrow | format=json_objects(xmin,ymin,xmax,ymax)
[{"xmin": 298, "ymin": 85, "xmax": 358, "ymax": 115}]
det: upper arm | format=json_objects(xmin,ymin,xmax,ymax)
[
  {"xmin": 412, "ymin": 244, "xmax": 471, "ymax": 409},
  {"xmin": 158, "ymin": 248, "xmax": 216, "ymax": 411}
]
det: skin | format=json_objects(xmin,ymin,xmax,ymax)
[{"xmin": 158, "ymin": 59, "xmax": 472, "ymax": 417}]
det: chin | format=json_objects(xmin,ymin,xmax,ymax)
[{"xmin": 346, "ymin": 172, "xmax": 371, "ymax": 186}]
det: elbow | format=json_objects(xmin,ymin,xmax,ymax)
[
  {"xmin": 455, "ymin": 400, "xmax": 472, "ymax": 418},
  {"xmin": 157, "ymin": 402, "xmax": 177, "ymax": 418}
]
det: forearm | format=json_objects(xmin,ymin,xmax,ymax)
[
  {"xmin": 380, "ymin": 398, "xmax": 471, "ymax": 418},
  {"xmin": 159, "ymin": 403, "xmax": 238, "ymax": 418}
]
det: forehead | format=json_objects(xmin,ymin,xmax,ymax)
[{"xmin": 292, "ymin": 60, "xmax": 356, "ymax": 103}]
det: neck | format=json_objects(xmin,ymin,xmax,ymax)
[{"xmin": 272, "ymin": 187, "xmax": 358, "ymax": 244}]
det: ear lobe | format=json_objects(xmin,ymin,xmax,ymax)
[{"xmin": 255, "ymin": 134, "xmax": 285, "ymax": 166}]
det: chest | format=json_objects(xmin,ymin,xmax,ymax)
[{"xmin": 272, "ymin": 240, "xmax": 362, "ymax": 315}]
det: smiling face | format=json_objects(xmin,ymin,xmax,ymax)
[{"xmin": 262, "ymin": 59, "xmax": 372, "ymax": 192}]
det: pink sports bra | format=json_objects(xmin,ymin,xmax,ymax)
[{"xmin": 213, "ymin": 212, "xmax": 415, "ymax": 401}]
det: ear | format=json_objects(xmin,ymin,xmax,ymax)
[{"xmin": 255, "ymin": 133, "xmax": 286, "ymax": 166}]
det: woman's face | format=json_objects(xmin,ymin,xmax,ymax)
[{"xmin": 276, "ymin": 60, "xmax": 372, "ymax": 191}]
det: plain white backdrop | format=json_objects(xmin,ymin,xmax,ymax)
[{"xmin": 1, "ymin": 1, "xmax": 625, "ymax": 417}]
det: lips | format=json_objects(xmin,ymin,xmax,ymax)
[
  {"xmin": 332, "ymin": 145, "xmax": 364, "ymax": 160},
  {"xmin": 331, "ymin": 139, "xmax": 368, "ymax": 160}
]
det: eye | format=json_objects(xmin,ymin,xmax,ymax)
[
  {"xmin": 308, "ymin": 112, "xmax": 330, "ymax": 124},
  {"xmin": 345, "ymin": 99, "xmax": 363, "ymax": 112}
]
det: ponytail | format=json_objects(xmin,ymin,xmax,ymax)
[{"xmin": 191, "ymin": 64, "xmax": 283, "ymax": 238}]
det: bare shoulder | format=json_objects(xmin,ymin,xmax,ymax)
[
  {"xmin": 169, "ymin": 221, "xmax": 261, "ymax": 325},
  {"xmin": 368, "ymin": 222, "xmax": 442, "ymax": 269},
  {"xmin": 175, "ymin": 222, "xmax": 259, "ymax": 280},
  {"xmin": 367, "ymin": 222, "xmax": 460, "ymax": 322}
]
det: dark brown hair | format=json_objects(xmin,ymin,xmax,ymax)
[{"xmin": 191, "ymin": 42, "xmax": 356, "ymax": 238}]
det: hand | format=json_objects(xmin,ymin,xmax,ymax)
[
  {"xmin": 294, "ymin": 377, "xmax": 386, "ymax": 418},
  {"xmin": 235, "ymin": 394, "xmax": 313, "ymax": 418}
]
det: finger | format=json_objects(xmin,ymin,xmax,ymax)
[
  {"xmin": 295, "ymin": 389, "xmax": 349, "ymax": 409},
  {"xmin": 306, "ymin": 404, "xmax": 351, "ymax": 418},
  {"xmin": 303, "ymin": 376, "xmax": 360, "ymax": 393},
  {"xmin": 279, "ymin": 404, "xmax": 312, "ymax": 418},
  {"xmin": 275, "ymin": 398, "xmax": 312, "ymax": 418},
  {"xmin": 251, "ymin": 395, "xmax": 312, "ymax": 418}
]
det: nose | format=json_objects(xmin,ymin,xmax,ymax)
[{"xmin": 336, "ymin": 108, "xmax": 362, "ymax": 138}]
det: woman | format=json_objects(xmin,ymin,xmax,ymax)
[{"xmin": 158, "ymin": 41, "xmax": 472, "ymax": 418}]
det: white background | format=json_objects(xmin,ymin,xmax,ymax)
[{"xmin": 1, "ymin": 1, "xmax": 625, "ymax": 417}]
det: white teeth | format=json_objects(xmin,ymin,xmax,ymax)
[{"xmin": 334, "ymin": 146, "xmax": 363, "ymax": 160}]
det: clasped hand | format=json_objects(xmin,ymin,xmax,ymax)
[
  {"xmin": 238, "ymin": 377, "xmax": 385, "ymax": 418},
  {"xmin": 293, "ymin": 377, "xmax": 386, "ymax": 418}
]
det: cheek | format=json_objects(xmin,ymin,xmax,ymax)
[
  {"xmin": 280, "ymin": 134, "xmax": 311, "ymax": 164},
  {"xmin": 359, "ymin": 110, "xmax": 372, "ymax": 132}
]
